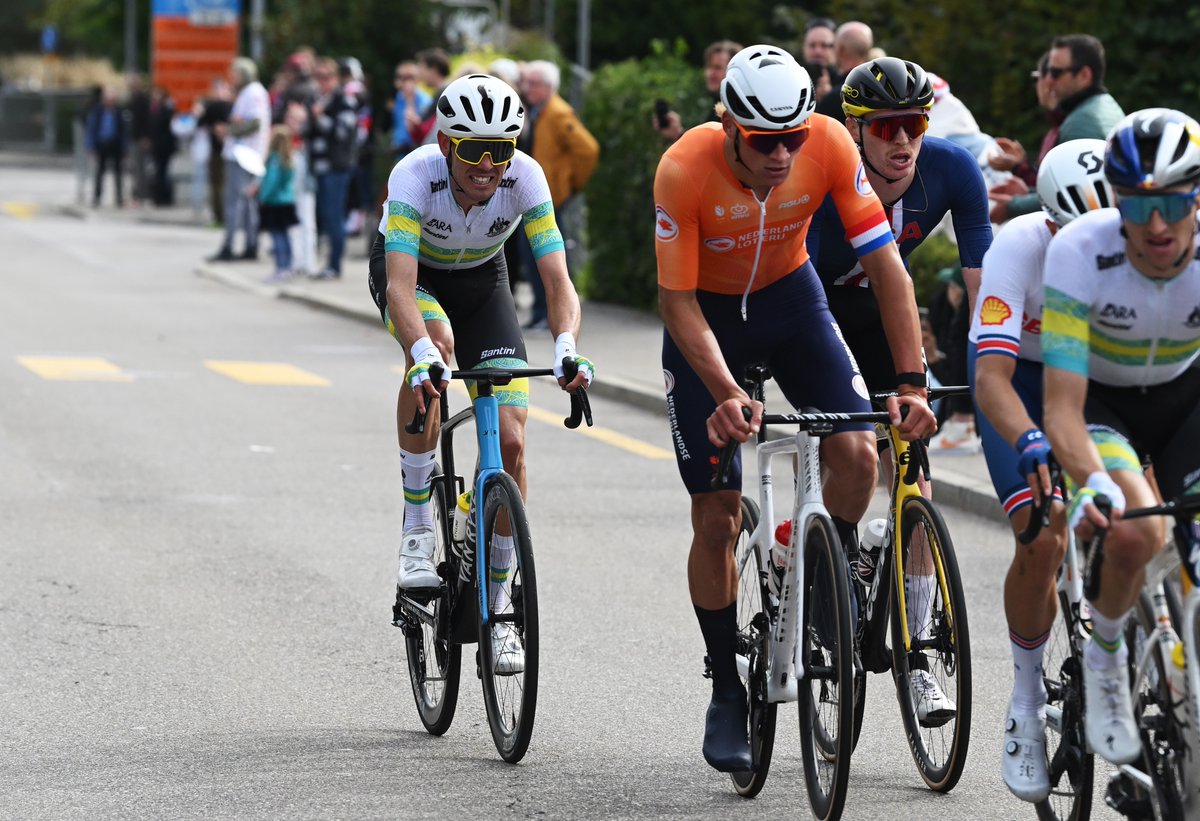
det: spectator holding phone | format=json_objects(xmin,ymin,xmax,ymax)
[
  {"xmin": 801, "ymin": 17, "xmax": 837, "ymax": 101},
  {"xmin": 655, "ymin": 40, "xmax": 742, "ymax": 142}
]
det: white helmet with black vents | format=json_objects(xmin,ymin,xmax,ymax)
[
  {"xmin": 719, "ymin": 44, "xmax": 816, "ymax": 130},
  {"xmin": 436, "ymin": 73, "xmax": 524, "ymax": 139},
  {"xmin": 1037, "ymin": 139, "xmax": 1114, "ymax": 226}
]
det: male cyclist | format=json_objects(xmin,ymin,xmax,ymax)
[
  {"xmin": 806, "ymin": 56, "xmax": 992, "ymax": 722},
  {"xmin": 368, "ymin": 74, "xmax": 593, "ymax": 673},
  {"xmin": 1043, "ymin": 108, "xmax": 1200, "ymax": 765},
  {"xmin": 654, "ymin": 44, "xmax": 936, "ymax": 773},
  {"xmin": 968, "ymin": 139, "xmax": 1114, "ymax": 801}
]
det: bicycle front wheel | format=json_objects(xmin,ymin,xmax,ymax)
[
  {"xmin": 799, "ymin": 514, "xmax": 854, "ymax": 821},
  {"xmin": 890, "ymin": 495, "xmax": 972, "ymax": 792},
  {"xmin": 731, "ymin": 496, "xmax": 778, "ymax": 798},
  {"xmin": 402, "ymin": 468, "xmax": 462, "ymax": 735},
  {"xmin": 476, "ymin": 472, "xmax": 538, "ymax": 763},
  {"xmin": 1035, "ymin": 585, "xmax": 1094, "ymax": 820}
]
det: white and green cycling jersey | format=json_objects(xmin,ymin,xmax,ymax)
[
  {"xmin": 378, "ymin": 143, "xmax": 564, "ymax": 270},
  {"xmin": 1042, "ymin": 208, "xmax": 1200, "ymax": 387}
]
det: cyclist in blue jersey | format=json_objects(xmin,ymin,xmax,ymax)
[
  {"xmin": 968, "ymin": 139, "xmax": 1114, "ymax": 801},
  {"xmin": 808, "ymin": 57, "xmax": 992, "ymax": 452}
]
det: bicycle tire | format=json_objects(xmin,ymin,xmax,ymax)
[
  {"xmin": 889, "ymin": 495, "xmax": 972, "ymax": 792},
  {"xmin": 731, "ymin": 496, "xmax": 778, "ymax": 798},
  {"xmin": 476, "ymin": 471, "xmax": 538, "ymax": 763},
  {"xmin": 799, "ymin": 514, "xmax": 854, "ymax": 821},
  {"xmin": 1034, "ymin": 587, "xmax": 1094, "ymax": 821},
  {"xmin": 403, "ymin": 468, "xmax": 462, "ymax": 735}
]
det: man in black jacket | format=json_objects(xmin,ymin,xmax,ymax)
[{"xmin": 306, "ymin": 56, "xmax": 361, "ymax": 279}]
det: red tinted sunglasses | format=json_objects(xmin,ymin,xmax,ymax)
[
  {"xmin": 734, "ymin": 121, "xmax": 811, "ymax": 155},
  {"xmin": 860, "ymin": 112, "xmax": 929, "ymax": 141}
]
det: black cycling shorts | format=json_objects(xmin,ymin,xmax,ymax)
[{"xmin": 662, "ymin": 262, "xmax": 873, "ymax": 495}]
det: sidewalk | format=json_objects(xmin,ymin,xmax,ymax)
[{"xmin": 59, "ymin": 186, "xmax": 1004, "ymax": 525}]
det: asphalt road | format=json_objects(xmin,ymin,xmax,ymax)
[{"xmin": 0, "ymin": 165, "xmax": 1124, "ymax": 819}]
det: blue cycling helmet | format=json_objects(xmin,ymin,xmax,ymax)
[{"xmin": 1105, "ymin": 108, "xmax": 1200, "ymax": 191}]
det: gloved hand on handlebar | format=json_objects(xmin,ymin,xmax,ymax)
[
  {"xmin": 1068, "ymin": 470, "xmax": 1126, "ymax": 530},
  {"xmin": 406, "ymin": 336, "xmax": 448, "ymax": 412},
  {"xmin": 553, "ymin": 332, "xmax": 594, "ymax": 390}
]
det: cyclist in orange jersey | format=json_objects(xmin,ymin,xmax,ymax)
[{"xmin": 654, "ymin": 44, "xmax": 937, "ymax": 773}]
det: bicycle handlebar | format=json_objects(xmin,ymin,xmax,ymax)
[
  {"xmin": 404, "ymin": 358, "xmax": 593, "ymax": 435},
  {"xmin": 1017, "ymin": 459, "xmax": 1064, "ymax": 545}
]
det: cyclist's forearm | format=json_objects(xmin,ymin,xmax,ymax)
[
  {"xmin": 975, "ymin": 358, "xmax": 1035, "ymax": 445},
  {"xmin": 535, "ymin": 251, "xmax": 581, "ymax": 338},
  {"xmin": 659, "ymin": 287, "xmax": 742, "ymax": 402},
  {"xmin": 385, "ymin": 251, "xmax": 427, "ymax": 355},
  {"xmin": 962, "ymin": 267, "xmax": 981, "ymax": 316},
  {"xmin": 1043, "ymin": 367, "xmax": 1104, "ymax": 486}
]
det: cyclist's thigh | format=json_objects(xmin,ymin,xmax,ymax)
[
  {"xmin": 1141, "ymin": 370, "xmax": 1200, "ymax": 498},
  {"xmin": 839, "ymin": 320, "xmax": 895, "ymax": 396},
  {"xmin": 434, "ymin": 255, "xmax": 530, "ymax": 408},
  {"xmin": 971, "ymin": 350, "xmax": 1049, "ymax": 517}
]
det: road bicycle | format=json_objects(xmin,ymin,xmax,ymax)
[
  {"xmin": 391, "ymin": 360, "xmax": 591, "ymax": 763},
  {"xmin": 723, "ymin": 365, "xmax": 893, "ymax": 820},
  {"xmin": 849, "ymin": 386, "xmax": 973, "ymax": 793},
  {"xmin": 1086, "ymin": 493, "xmax": 1200, "ymax": 821},
  {"xmin": 1013, "ymin": 460, "xmax": 1094, "ymax": 821}
]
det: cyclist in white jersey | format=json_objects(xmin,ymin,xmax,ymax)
[
  {"xmin": 968, "ymin": 139, "xmax": 1114, "ymax": 801},
  {"xmin": 1043, "ymin": 108, "xmax": 1200, "ymax": 766},
  {"xmin": 367, "ymin": 74, "xmax": 593, "ymax": 673}
]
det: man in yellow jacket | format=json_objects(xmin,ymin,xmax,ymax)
[{"xmin": 519, "ymin": 59, "xmax": 600, "ymax": 329}]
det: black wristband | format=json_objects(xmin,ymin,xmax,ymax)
[{"xmin": 895, "ymin": 371, "xmax": 928, "ymax": 388}]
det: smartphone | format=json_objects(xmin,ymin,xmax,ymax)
[{"xmin": 654, "ymin": 98, "xmax": 671, "ymax": 129}]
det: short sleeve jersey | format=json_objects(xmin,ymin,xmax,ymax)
[
  {"xmin": 654, "ymin": 116, "xmax": 892, "ymax": 295},
  {"xmin": 379, "ymin": 143, "xmax": 564, "ymax": 271},
  {"xmin": 968, "ymin": 212, "xmax": 1053, "ymax": 364},
  {"xmin": 807, "ymin": 136, "xmax": 992, "ymax": 333},
  {"xmin": 1042, "ymin": 209, "xmax": 1200, "ymax": 386}
]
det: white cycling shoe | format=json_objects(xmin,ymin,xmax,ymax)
[
  {"xmin": 1001, "ymin": 704, "xmax": 1051, "ymax": 802},
  {"xmin": 1082, "ymin": 658, "xmax": 1141, "ymax": 764},
  {"xmin": 491, "ymin": 622, "xmax": 525, "ymax": 675},
  {"xmin": 910, "ymin": 669, "xmax": 957, "ymax": 727},
  {"xmin": 397, "ymin": 528, "xmax": 440, "ymax": 590}
]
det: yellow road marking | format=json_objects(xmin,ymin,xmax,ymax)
[
  {"xmin": 388, "ymin": 369, "xmax": 672, "ymax": 460},
  {"xmin": 2, "ymin": 202, "xmax": 38, "ymax": 220},
  {"xmin": 205, "ymin": 360, "xmax": 330, "ymax": 386},
  {"xmin": 17, "ymin": 356, "xmax": 134, "ymax": 381}
]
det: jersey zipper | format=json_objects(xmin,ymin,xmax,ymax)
[{"xmin": 740, "ymin": 192, "xmax": 769, "ymax": 321}]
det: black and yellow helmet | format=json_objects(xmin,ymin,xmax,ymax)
[{"xmin": 841, "ymin": 57, "xmax": 934, "ymax": 119}]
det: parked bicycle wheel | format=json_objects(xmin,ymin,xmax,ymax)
[
  {"xmin": 1034, "ymin": 586, "xmax": 1094, "ymax": 821},
  {"xmin": 732, "ymin": 496, "xmax": 778, "ymax": 798},
  {"xmin": 477, "ymin": 472, "xmax": 538, "ymax": 763},
  {"xmin": 890, "ymin": 495, "xmax": 972, "ymax": 792},
  {"xmin": 402, "ymin": 468, "xmax": 462, "ymax": 735},
  {"xmin": 799, "ymin": 514, "xmax": 854, "ymax": 821}
]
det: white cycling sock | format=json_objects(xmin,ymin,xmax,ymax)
[
  {"xmin": 400, "ymin": 448, "xmax": 436, "ymax": 532},
  {"xmin": 906, "ymin": 573, "xmax": 937, "ymax": 640},
  {"xmin": 1009, "ymin": 628, "xmax": 1049, "ymax": 717},
  {"xmin": 1085, "ymin": 606, "xmax": 1128, "ymax": 671},
  {"xmin": 489, "ymin": 534, "xmax": 515, "ymax": 611}
]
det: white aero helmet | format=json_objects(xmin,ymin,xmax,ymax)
[
  {"xmin": 1104, "ymin": 107, "xmax": 1200, "ymax": 191},
  {"xmin": 1037, "ymin": 139, "xmax": 1114, "ymax": 226},
  {"xmin": 436, "ymin": 73, "xmax": 524, "ymax": 139},
  {"xmin": 719, "ymin": 44, "xmax": 816, "ymax": 130}
]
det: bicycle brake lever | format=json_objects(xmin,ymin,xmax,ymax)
[
  {"xmin": 711, "ymin": 407, "xmax": 752, "ymax": 490},
  {"xmin": 403, "ymin": 363, "xmax": 444, "ymax": 435},
  {"xmin": 1082, "ymin": 494, "xmax": 1113, "ymax": 601},
  {"xmin": 565, "ymin": 388, "xmax": 593, "ymax": 429}
]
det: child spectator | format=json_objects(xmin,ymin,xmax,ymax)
[{"xmin": 255, "ymin": 125, "xmax": 299, "ymax": 283}]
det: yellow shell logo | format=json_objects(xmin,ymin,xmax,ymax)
[{"xmin": 980, "ymin": 296, "xmax": 1012, "ymax": 325}]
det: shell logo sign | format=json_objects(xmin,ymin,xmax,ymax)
[{"xmin": 979, "ymin": 296, "xmax": 1012, "ymax": 326}]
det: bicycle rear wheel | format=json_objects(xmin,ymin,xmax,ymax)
[
  {"xmin": 799, "ymin": 514, "xmax": 854, "ymax": 821},
  {"xmin": 476, "ymin": 472, "xmax": 538, "ymax": 763},
  {"xmin": 890, "ymin": 495, "xmax": 972, "ymax": 792},
  {"xmin": 401, "ymin": 469, "xmax": 462, "ymax": 735},
  {"xmin": 731, "ymin": 496, "xmax": 778, "ymax": 798},
  {"xmin": 1034, "ymin": 587, "xmax": 1094, "ymax": 820}
]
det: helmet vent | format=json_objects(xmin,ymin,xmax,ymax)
[
  {"xmin": 476, "ymin": 83, "xmax": 495, "ymax": 123},
  {"xmin": 1061, "ymin": 186, "xmax": 1087, "ymax": 216}
]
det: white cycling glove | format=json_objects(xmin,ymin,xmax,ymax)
[
  {"xmin": 1068, "ymin": 470, "xmax": 1126, "ymax": 529},
  {"xmin": 406, "ymin": 336, "xmax": 447, "ymax": 390},
  {"xmin": 553, "ymin": 332, "xmax": 594, "ymax": 385}
]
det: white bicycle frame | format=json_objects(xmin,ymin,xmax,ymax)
[
  {"xmin": 1044, "ymin": 526, "xmax": 1090, "ymax": 742},
  {"xmin": 734, "ymin": 427, "xmax": 831, "ymax": 704}
]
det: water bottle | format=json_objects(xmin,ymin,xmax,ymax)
[
  {"xmin": 452, "ymin": 489, "xmax": 472, "ymax": 544},
  {"xmin": 1167, "ymin": 641, "xmax": 1190, "ymax": 728},
  {"xmin": 769, "ymin": 519, "xmax": 791, "ymax": 596},
  {"xmin": 458, "ymin": 489, "xmax": 478, "ymax": 585},
  {"xmin": 854, "ymin": 518, "xmax": 887, "ymax": 588}
]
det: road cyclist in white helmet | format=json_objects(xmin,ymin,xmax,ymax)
[
  {"xmin": 968, "ymin": 138, "xmax": 1114, "ymax": 802},
  {"xmin": 1042, "ymin": 108, "xmax": 1200, "ymax": 768},
  {"xmin": 367, "ymin": 73, "xmax": 594, "ymax": 672}
]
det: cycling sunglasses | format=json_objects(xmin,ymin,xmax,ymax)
[
  {"xmin": 1117, "ymin": 188, "xmax": 1199, "ymax": 225},
  {"xmin": 734, "ymin": 121, "xmax": 811, "ymax": 155},
  {"xmin": 448, "ymin": 136, "xmax": 517, "ymax": 166},
  {"xmin": 859, "ymin": 112, "xmax": 929, "ymax": 142}
]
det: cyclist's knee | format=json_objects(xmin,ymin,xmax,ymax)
[
  {"xmin": 690, "ymin": 492, "xmax": 741, "ymax": 551},
  {"xmin": 498, "ymin": 409, "xmax": 526, "ymax": 468},
  {"xmin": 822, "ymin": 431, "xmax": 878, "ymax": 491},
  {"xmin": 1103, "ymin": 517, "xmax": 1162, "ymax": 572}
]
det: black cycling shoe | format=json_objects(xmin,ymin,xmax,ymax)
[{"xmin": 702, "ymin": 689, "xmax": 752, "ymax": 772}]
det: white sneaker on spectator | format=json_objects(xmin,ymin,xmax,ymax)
[
  {"xmin": 910, "ymin": 669, "xmax": 957, "ymax": 727},
  {"xmin": 1001, "ymin": 703, "xmax": 1051, "ymax": 802},
  {"xmin": 491, "ymin": 622, "xmax": 525, "ymax": 675},
  {"xmin": 928, "ymin": 417, "xmax": 982, "ymax": 455},
  {"xmin": 397, "ymin": 528, "xmax": 439, "ymax": 590},
  {"xmin": 1082, "ymin": 657, "xmax": 1141, "ymax": 764}
]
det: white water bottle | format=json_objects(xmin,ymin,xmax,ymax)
[{"xmin": 855, "ymin": 518, "xmax": 887, "ymax": 586}]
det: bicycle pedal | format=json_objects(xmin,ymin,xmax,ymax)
[{"xmin": 1104, "ymin": 773, "xmax": 1153, "ymax": 819}]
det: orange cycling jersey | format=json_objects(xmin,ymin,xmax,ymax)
[{"xmin": 654, "ymin": 116, "xmax": 893, "ymax": 294}]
